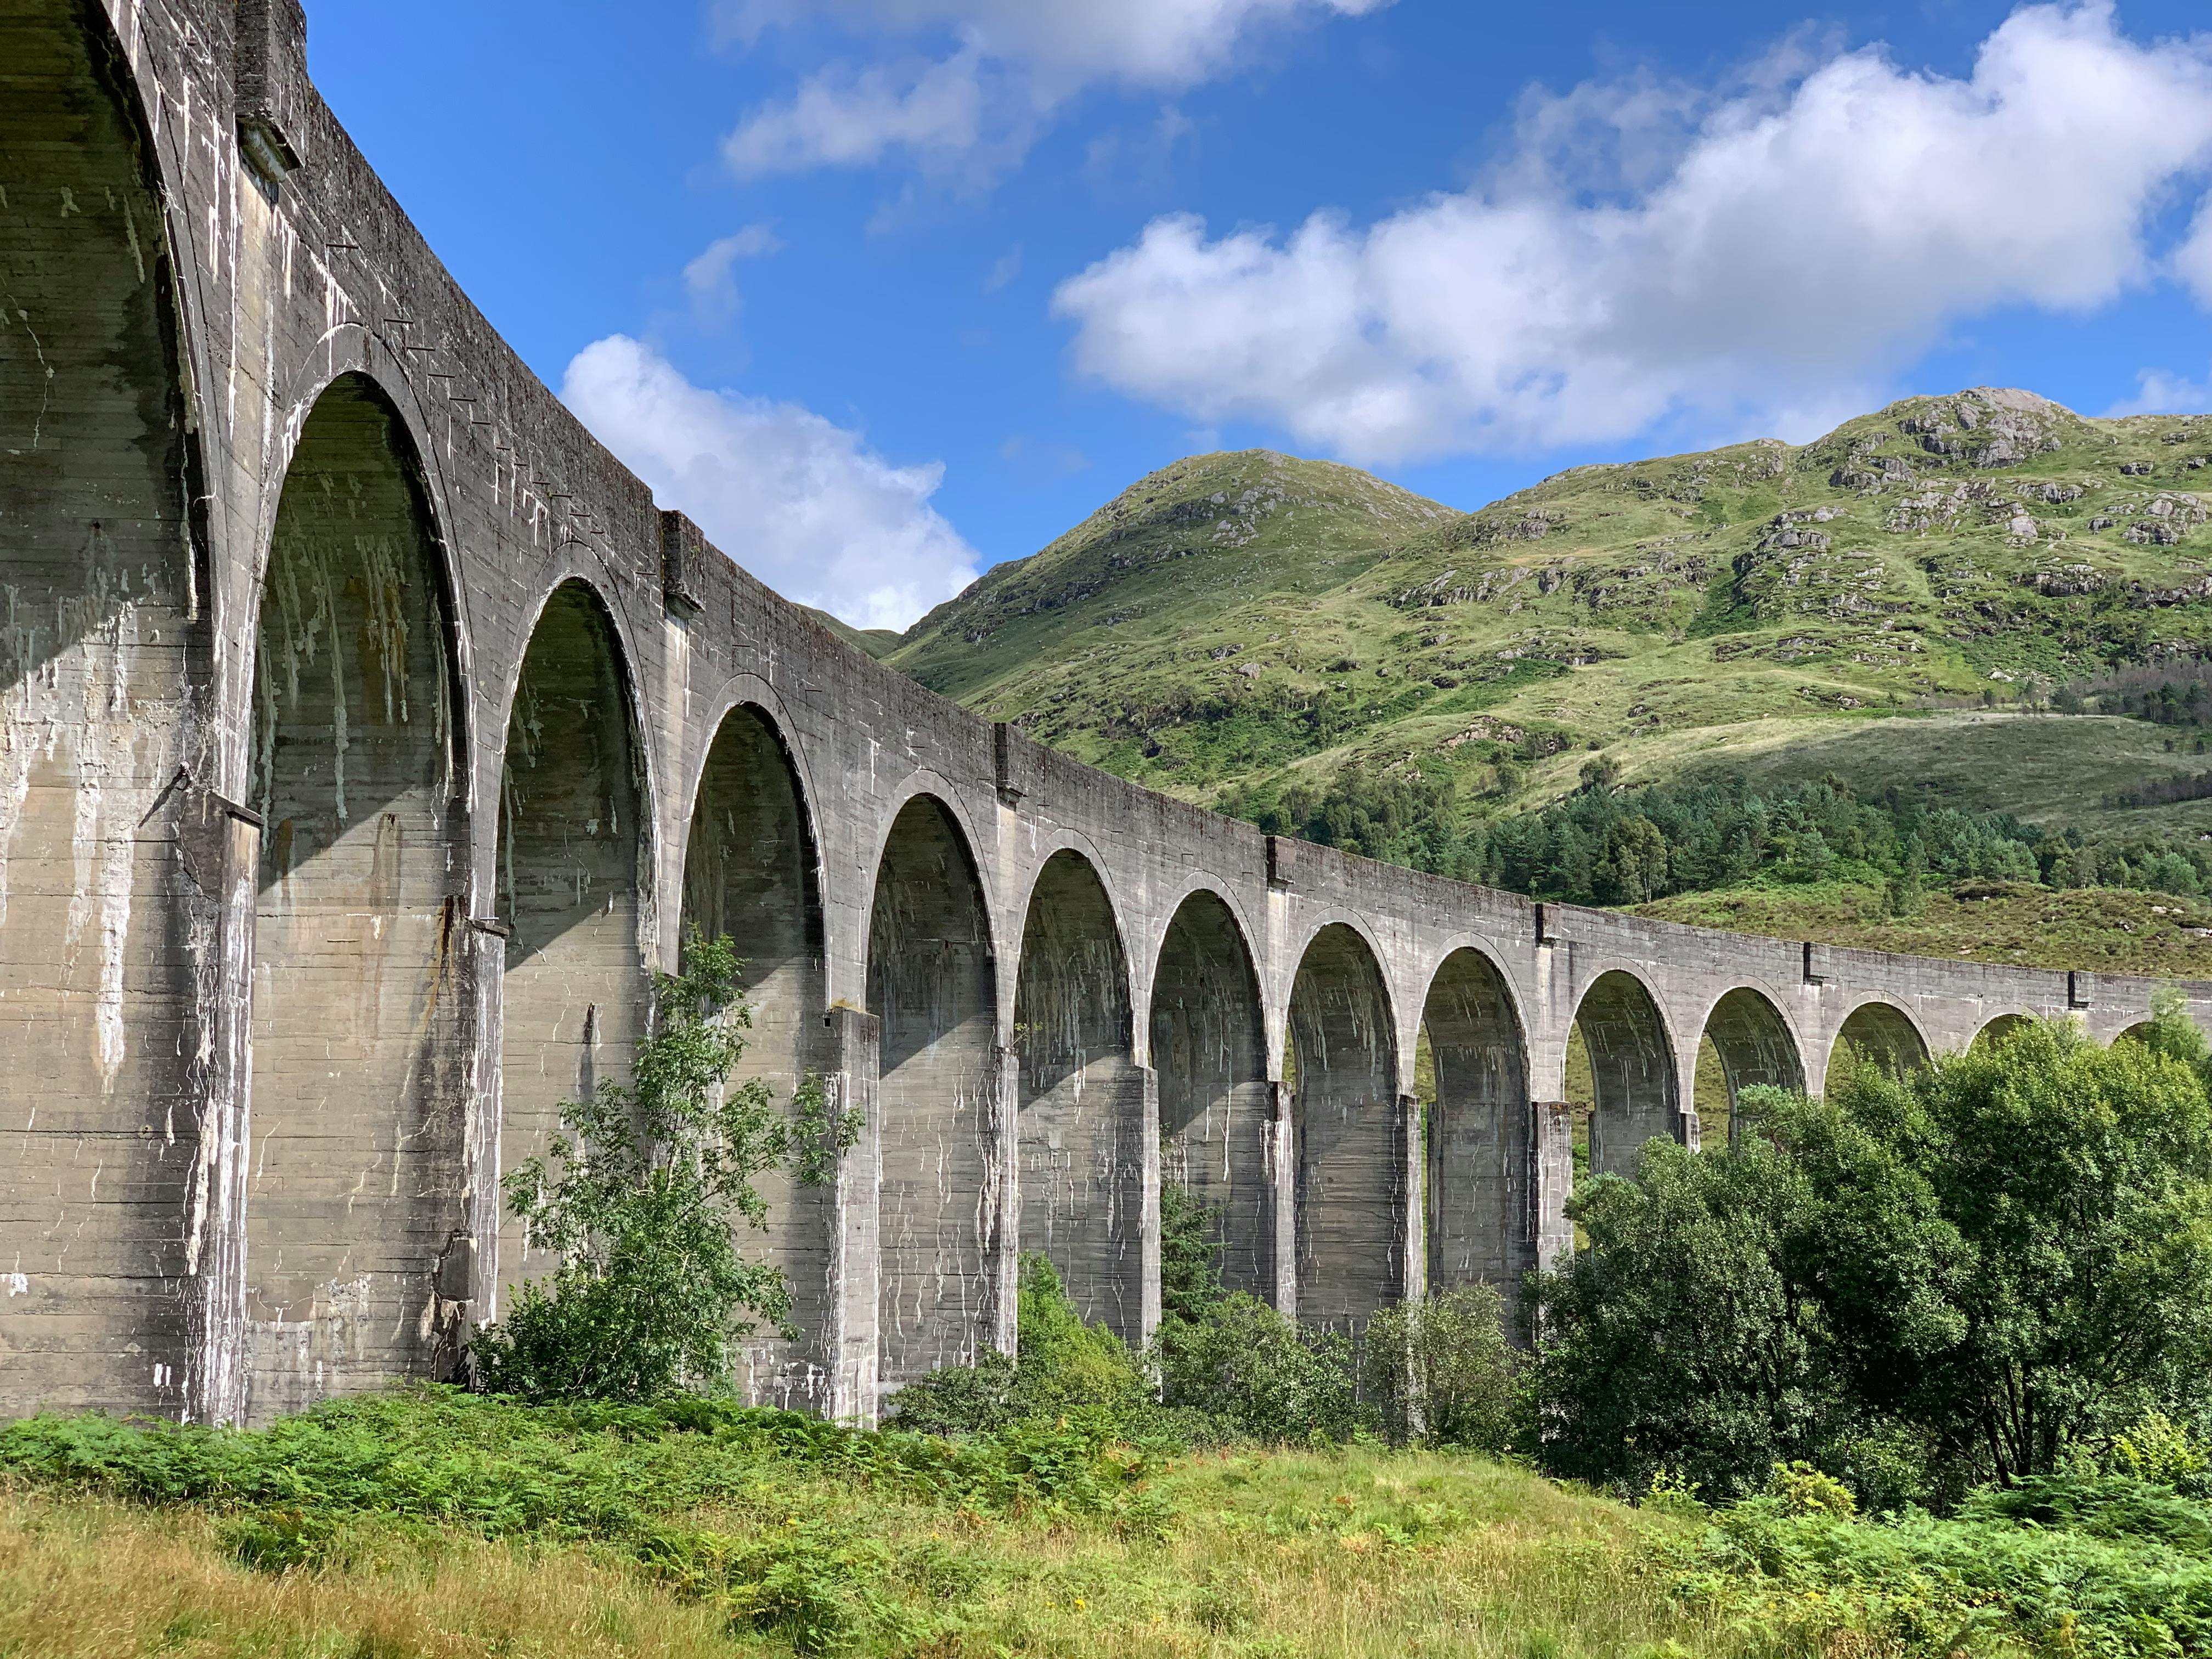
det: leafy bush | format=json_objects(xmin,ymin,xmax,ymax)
[
  {"xmin": 1537, "ymin": 1013, "xmax": 2212, "ymax": 1504},
  {"xmin": 1153, "ymin": 1294, "xmax": 1369, "ymax": 1444},
  {"xmin": 1671, "ymin": 1479, "xmax": 2212, "ymax": 1659},
  {"xmin": 884, "ymin": 1256, "xmax": 1150, "ymax": 1437},
  {"xmin": 1358, "ymin": 1284, "xmax": 1522, "ymax": 1451},
  {"xmin": 1534, "ymin": 1111, "xmax": 1842, "ymax": 1500},
  {"xmin": 1159, "ymin": 1183, "xmax": 1227, "ymax": 1325},
  {"xmin": 471, "ymin": 935, "xmax": 853, "ymax": 1403}
]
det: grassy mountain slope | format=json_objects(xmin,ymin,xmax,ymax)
[
  {"xmin": 889, "ymin": 448, "xmax": 1456, "ymax": 709},
  {"xmin": 802, "ymin": 605, "xmax": 901, "ymax": 659},
  {"xmin": 896, "ymin": 390, "xmax": 2212, "ymax": 806},
  {"xmin": 888, "ymin": 391, "xmax": 2212, "ymax": 970}
]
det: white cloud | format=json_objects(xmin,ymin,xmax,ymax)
[
  {"xmin": 562, "ymin": 336, "xmax": 979, "ymax": 631},
  {"xmin": 2106, "ymin": 365, "xmax": 2212, "ymax": 416},
  {"xmin": 682, "ymin": 223, "xmax": 785, "ymax": 327},
  {"xmin": 983, "ymin": 244, "xmax": 1023, "ymax": 292},
  {"xmin": 723, "ymin": 48, "xmax": 1000, "ymax": 178},
  {"xmin": 1052, "ymin": 2, "xmax": 2212, "ymax": 464},
  {"xmin": 720, "ymin": 0, "xmax": 1389, "ymax": 179},
  {"xmin": 2177, "ymin": 197, "xmax": 2212, "ymax": 306}
]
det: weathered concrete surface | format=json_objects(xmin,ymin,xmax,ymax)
[{"xmin": 5, "ymin": 0, "xmax": 2210, "ymax": 1426}]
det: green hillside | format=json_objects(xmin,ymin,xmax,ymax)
[
  {"xmin": 802, "ymin": 605, "xmax": 901, "ymax": 659},
  {"xmin": 887, "ymin": 390, "xmax": 2212, "ymax": 969},
  {"xmin": 891, "ymin": 448, "xmax": 1455, "ymax": 703}
]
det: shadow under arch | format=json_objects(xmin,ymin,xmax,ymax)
[
  {"xmin": 1831, "ymin": 1000, "xmax": 1931, "ymax": 1079},
  {"xmin": 245, "ymin": 370, "xmax": 472, "ymax": 1418},
  {"xmin": 680, "ymin": 699, "xmax": 832, "ymax": 1410},
  {"xmin": 1421, "ymin": 947, "xmax": 1537, "ymax": 1298},
  {"xmin": 1287, "ymin": 921, "xmax": 1401, "ymax": 1330},
  {"xmin": 1014, "ymin": 849, "xmax": 1144, "ymax": 1342},
  {"xmin": 1697, "ymin": 986, "xmax": 1806, "ymax": 1147},
  {"xmin": 868, "ymin": 793, "xmax": 1000, "ymax": 1389},
  {"xmin": 0, "ymin": 0, "xmax": 218, "ymax": 1419},
  {"xmin": 1972, "ymin": 1012, "xmax": 2034, "ymax": 1052},
  {"xmin": 495, "ymin": 578, "xmax": 653, "ymax": 1304},
  {"xmin": 1573, "ymin": 969, "xmax": 1681, "ymax": 1181},
  {"xmin": 1152, "ymin": 890, "xmax": 1272, "ymax": 1304}
]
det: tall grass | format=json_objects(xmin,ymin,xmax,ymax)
[{"xmin": 0, "ymin": 1391, "xmax": 1754, "ymax": 1658}]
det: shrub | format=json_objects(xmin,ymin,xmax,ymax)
[
  {"xmin": 1358, "ymin": 1284, "xmax": 1522, "ymax": 1451},
  {"xmin": 1152, "ymin": 1294, "xmax": 1368, "ymax": 1444},
  {"xmin": 471, "ymin": 935, "xmax": 853, "ymax": 1403},
  {"xmin": 1537, "ymin": 1017, "xmax": 2212, "ymax": 1504},
  {"xmin": 884, "ymin": 1256, "xmax": 1150, "ymax": 1437},
  {"xmin": 1159, "ymin": 1184, "xmax": 1227, "ymax": 1325}
]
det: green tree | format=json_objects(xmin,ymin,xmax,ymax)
[
  {"xmin": 1153, "ymin": 1294, "xmax": 1368, "ymax": 1443},
  {"xmin": 1884, "ymin": 834, "xmax": 1928, "ymax": 918},
  {"xmin": 1595, "ymin": 813, "xmax": 1669, "ymax": 905},
  {"xmin": 1159, "ymin": 1183, "xmax": 1227, "ymax": 1325},
  {"xmin": 1532, "ymin": 1113, "xmax": 1842, "ymax": 1498},
  {"xmin": 1534, "ymin": 1017, "xmax": 2212, "ymax": 1500},
  {"xmin": 471, "ymin": 935, "xmax": 851, "ymax": 1403},
  {"xmin": 1812, "ymin": 1015, "xmax": 2212, "ymax": 1483},
  {"xmin": 1359, "ymin": 1284, "xmax": 1521, "ymax": 1451}
]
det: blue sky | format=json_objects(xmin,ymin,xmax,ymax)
[{"xmin": 308, "ymin": 1, "xmax": 2212, "ymax": 630}]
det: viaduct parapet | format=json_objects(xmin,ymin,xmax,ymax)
[{"xmin": 4, "ymin": 0, "xmax": 2200, "ymax": 1425}]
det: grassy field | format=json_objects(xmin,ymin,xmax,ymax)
[
  {"xmin": 16, "ymin": 1390, "xmax": 2212, "ymax": 1659},
  {"xmin": 0, "ymin": 1398, "xmax": 1733, "ymax": 1659},
  {"xmin": 1520, "ymin": 710, "xmax": 2212, "ymax": 832},
  {"xmin": 1632, "ymin": 879, "xmax": 2212, "ymax": 977}
]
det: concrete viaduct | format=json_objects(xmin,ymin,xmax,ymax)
[{"xmin": 3, "ymin": 0, "xmax": 2200, "ymax": 1427}]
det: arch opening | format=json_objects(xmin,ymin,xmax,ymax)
[
  {"xmin": 495, "ymin": 582, "xmax": 651, "ymax": 1304},
  {"xmin": 0, "ymin": 0, "xmax": 213, "ymax": 1417},
  {"xmin": 1972, "ymin": 1013, "xmax": 2033, "ymax": 1052},
  {"xmin": 2117, "ymin": 1020, "xmax": 2159, "ymax": 1048},
  {"xmin": 1832, "ymin": 1001, "xmax": 1930, "ymax": 1079},
  {"xmin": 681, "ymin": 704, "xmax": 828, "ymax": 1409},
  {"xmin": 1014, "ymin": 851, "xmax": 1143, "ymax": 1342},
  {"xmin": 1697, "ymin": 988, "xmax": 1805, "ymax": 1147},
  {"xmin": 867, "ymin": 796, "xmax": 998, "ymax": 1389},
  {"xmin": 1286, "ymin": 923, "xmax": 1401, "ymax": 1330},
  {"xmin": 245, "ymin": 373, "xmax": 469, "ymax": 1417},
  {"xmin": 1152, "ymin": 893, "xmax": 1270, "ymax": 1303},
  {"xmin": 1422, "ymin": 950, "xmax": 1533, "ymax": 1297},
  {"xmin": 1573, "ymin": 970, "xmax": 1681, "ymax": 1181}
]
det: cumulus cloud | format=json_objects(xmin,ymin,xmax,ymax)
[
  {"xmin": 1052, "ymin": 2, "xmax": 2212, "ymax": 464},
  {"xmin": 562, "ymin": 336, "xmax": 979, "ymax": 631},
  {"xmin": 2106, "ymin": 365, "xmax": 2212, "ymax": 416},
  {"xmin": 2176, "ymin": 198, "xmax": 2212, "ymax": 306},
  {"xmin": 721, "ymin": 0, "xmax": 1389, "ymax": 180},
  {"xmin": 682, "ymin": 223, "xmax": 785, "ymax": 327}
]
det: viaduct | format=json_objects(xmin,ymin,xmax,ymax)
[{"xmin": 4, "ymin": 0, "xmax": 2202, "ymax": 1427}]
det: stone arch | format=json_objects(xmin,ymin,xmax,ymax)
[
  {"xmin": 1152, "ymin": 890, "xmax": 1272, "ymax": 1302},
  {"xmin": 1831, "ymin": 1000, "xmax": 1931, "ymax": 1079},
  {"xmin": 1014, "ymin": 850, "xmax": 1145, "ymax": 1342},
  {"xmin": 0, "ymin": 0, "xmax": 218, "ymax": 1418},
  {"xmin": 1574, "ymin": 970, "xmax": 1681, "ymax": 1180},
  {"xmin": 244, "ymin": 371, "xmax": 471, "ymax": 1417},
  {"xmin": 1697, "ymin": 986, "xmax": 1806, "ymax": 1146},
  {"xmin": 680, "ymin": 699, "xmax": 831, "ymax": 1409},
  {"xmin": 2117, "ymin": 1019, "xmax": 2159, "ymax": 1048},
  {"xmin": 1286, "ymin": 921, "xmax": 1402, "ymax": 1329},
  {"xmin": 868, "ymin": 794, "xmax": 1001, "ymax": 1389},
  {"xmin": 1972, "ymin": 1012, "xmax": 2034, "ymax": 1051},
  {"xmin": 1422, "ymin": 947, "xmax": 1534, "ymax": 1295},
  {"xmin": 495, "ymin": 579, "xmax": 653, "ymax": 1302}
]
